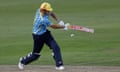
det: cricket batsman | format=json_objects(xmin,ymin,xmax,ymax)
[{"xmin": 18, "ymin": 2, "xmax": 69, "ymax": 70}]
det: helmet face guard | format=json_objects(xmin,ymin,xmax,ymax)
[{"xmin": 40, "ymin": 9, "xmax": 52, "ymax": 16}]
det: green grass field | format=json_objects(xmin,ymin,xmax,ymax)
[{"xmin": 0, "ymin": 0, "xmax": 120, "ymax": 66}]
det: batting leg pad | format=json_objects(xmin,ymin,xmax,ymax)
[{"xmin": 21, "ymin": 52, "xmax": 40, "ymax": 65}]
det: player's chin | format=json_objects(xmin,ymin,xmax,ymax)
[{"xmin": 45, "ymin": 11, "xmax": 51, "ymax": 15}]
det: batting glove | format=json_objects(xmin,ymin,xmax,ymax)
[
  {"xmin": 58, "ymin": 20, "xmax": 65, "ymax": 26},
  {"xmin": 64, "ymin": 23, "xmax": 70, "ymax": 30}
]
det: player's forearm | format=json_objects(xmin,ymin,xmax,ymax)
[
  {"xmin": 50, "ymin": 12, "xmax": 59, "ymax": 21},
  {"xmin": 50, "ymin": 24, "xmax": 64, "ymax": 29}
]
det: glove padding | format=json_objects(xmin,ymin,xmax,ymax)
[
  {"xmin": 64, "ymin": 23, "xmax": 70, "ymax": 30},
  {"xmin": 58, "ymin": 20, "xmax": 64, "ymax": 26}
]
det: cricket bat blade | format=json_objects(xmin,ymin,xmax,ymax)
[{"xmin": 69, "ymin": 25, "xmax": 94, "ymax": 33}]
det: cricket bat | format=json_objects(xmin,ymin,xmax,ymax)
[{"xmin": 68, "ymin": 25, "xmax": 94, "ymax": 33}]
